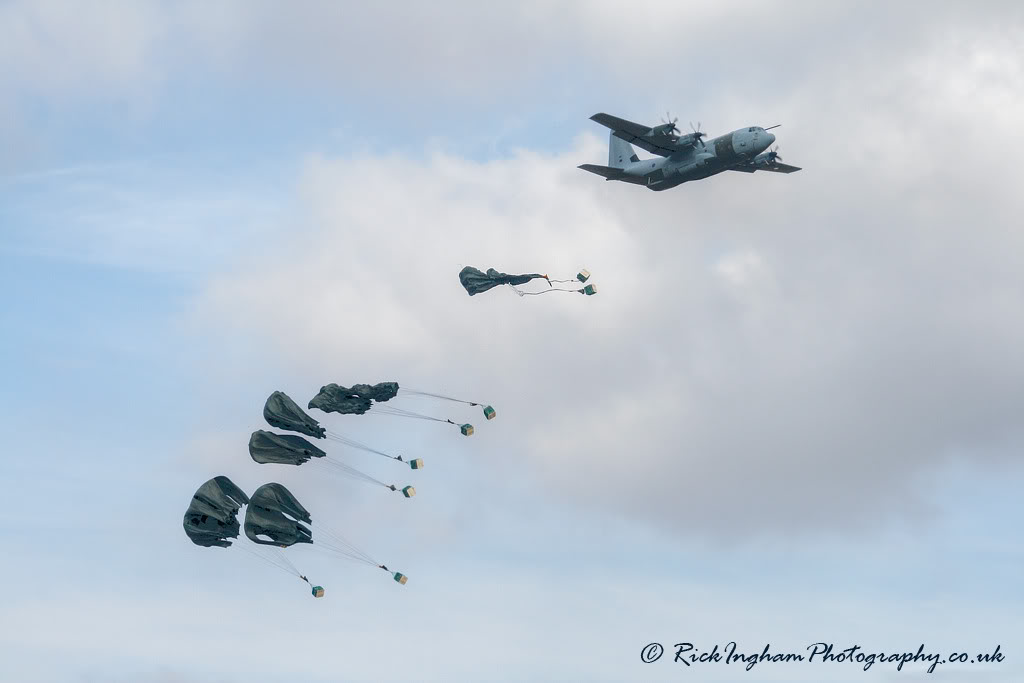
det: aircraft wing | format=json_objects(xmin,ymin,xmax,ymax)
[
  {"xmin": 760, "ymin": 162, "xmax": 801, "ymax": 173},
  {"xmin": 589, "ymin": 113, "xmax": 682, "ymax": 157},
  {"xmin": 729, "ymin": 161, "xmax": 802, "ymax": 174}
]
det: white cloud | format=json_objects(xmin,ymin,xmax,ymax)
[
  {"xmin": 0, "ymin": 0, "xmax": 166, "ymax": 162},
  {"xmin": 4, "ymin": 0, "xmax": 1020, "ymax": 543},
  {"xmin": 0, "ymin": 1, "xmax": 164, "ymax": 96},
  {"xmin": 715, "ymin": 249, "xmax": 767, "ymax": 287},
  {"xmin": 187, "ymin": 30, "xmax": 1024, "ymax": 541},
  {"xmin": 4, "ymin": 5, "xmax": 1024, "ymax": 681},
  {"xmin": 3, "ymin": 565, "xmax": 1020, "ymax": 682},
  {"xmin": 5, "ymin": 1, "xmax": 1019, "ymax": 120}
]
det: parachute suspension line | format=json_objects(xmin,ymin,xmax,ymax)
[
  {"xmin": 400, "ymin": 389, "xmax": 482, "ymax": 407},
  {"xmin": 307, "ymin": 544, "xmax": 379, "ymax": 568},
  {"xmin": 272, "ymin": 548, "xmax": 302, "ymax": 576},
  {"xmin": 315, "ymin": 528, "xmax": 376, "ymax": 565},
  {"xmin": 510, "ymin": 285, "xmax": 583, "ymax": 296},
  {"xmin": 308, "ymin": 458, "xmax": 390, "ymax": 488},
  {"xmin": 364, "ymin": 405, "xmax": 454, "ymax": 424},
  {"xmin": 247, "ymin": 550, "xmax": 293, "ymax": 576},
  {"xmin": 324, "ymin": 431, "xmax": 404, "ymax": 462},
  {"xmin": 236, "ymin": 543, "xmax": 303, "ymax": 580},
  {"xmin": 312, "ymin": 541, "xmax": 378, "ymax": 567},
  {"xmin": 315, "ymin": 524, "xmax": 379, "ymax": 566}
]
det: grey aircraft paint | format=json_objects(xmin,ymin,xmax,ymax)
[{"xmin": 579, "ymin": 113, "xmax": 801, "ymax": 191}]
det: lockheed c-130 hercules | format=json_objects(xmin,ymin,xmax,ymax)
[{"xmin": 579, "ymin": 112, "xmax": 801, "ymax": 191}]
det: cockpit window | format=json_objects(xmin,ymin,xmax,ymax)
[{"xmin": 748, "ymin": 127, "xmax": 755, "ymax": 132}]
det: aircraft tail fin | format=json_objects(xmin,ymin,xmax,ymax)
[
  {"xmin": 578, "ymin": 163, "xmax": 625, "ymax": 180},
  {"xmin": 608, "ymin": 132, "xmax": 639, "ymax": 169}
]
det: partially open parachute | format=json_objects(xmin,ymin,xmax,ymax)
[
  {"xmin": 307, "ymin": 382, "xmax": 495, "ymax": 437},
  {"xmin": 244, "ymin": 482, "xmax": 407, "ymax": 583},
  {"xmin": 264, "ymin": 390, "xmax": 325, "ymax": 438},
  {"xmin": 248, "ymin": 430, "xmax": 326, "ymax": 465},
  {"xmin": 244, "ymin": 483, "xmax": 313, "ymax": 547},
  {"xmin": 308, "ymin": 382, "xmax": 399, "ymax": 415},
  {"xmin": 459, "ymin": 266, "xmax": 597, "ymax": 297},
  {"xmin": 262, "ymin": 389, "xmax": 425, "ymax": 470},
  {"xmin": 459, "ymin": 267, "xmax": 547, "ymax": 295},
  {"xmin": 186, "ymin": 377, "xmax": 491, "ymax": 595},
  {"xmin": 248, "ymin": 429, "xmax": 415, "ymax": 496},
  {"xmin": 182, "ymin": 477, "xmax": 320, "ymax": 595},
  {"xmin": 183, "ymin": 476, "xmax": 250, "ymax": 548},
  {"xmin": 183, "ymin": 477, "xmax": 407, "ymax": 595}
]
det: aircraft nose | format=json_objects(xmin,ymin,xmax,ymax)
[{"xmin": 765, "ymin": 132, "xmax": 776, "ymax": 147}]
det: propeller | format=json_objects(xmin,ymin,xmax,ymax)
[
  {"xmin": 689, "ymin": 121, "xmax": 706, "ymax": 147},
  {"xmin": 660, "ymin": 112, "xmax": 680, "ymax": 136},
  {"xmin": 766, "ymin": 145, "xmax": 782, "ymax": 163}
]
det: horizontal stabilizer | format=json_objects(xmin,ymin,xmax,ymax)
[{"xmin": 577, "ymin": 164, "xmax": 625, "ymax": 180}]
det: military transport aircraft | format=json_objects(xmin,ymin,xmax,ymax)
[{"xmin": 579, "ymin": 113, "xmax": 801, "ymax": 191}]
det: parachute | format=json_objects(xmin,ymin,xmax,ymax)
[
  {"xmin": 245, "ymin": 482, "xmax": 407, "ymax": 585},
  {"xmin": 182, "ymin": 476, "xmax": 250, "ymax": 548},
  {"xmin": 459, "ymin": 265, "xmax": 597, "ymax": 297},
  {"xmin": 308, "ymin": 382, "xmax": 399, "ymax": 415},
  {"xmin": 244, "ymin": 483, "xmax": 313, "ymax": 547},
  {"xmin": 190, "ymin": 382, "xmax": 471, "ymax": 595},
  {"xmin": 308, "ymin": 382, "xmax": 496, "ymax": 436},
  {"xmin": 263, "ymin": 390, "xmax": 426, "ymax": 470},
  {"xmin": 182, "ymin": 477, "xmax": 323, "ymax": 596},
  {"xmin": 187, "ymin": 382, "xmax": 425, "ymax": 595},
  {"xmin": 248, "ymin": 430, "xmax": 326, "ymax": 465},
  {"xmin": 459, "ymin": 266, "xmax": 548, "ymax": 295},
  {"xmin": 264, "ymin": 390, "xmax": 325, "ymax": 438},
  {"xmin": 248, "ymin": 430, "xmax": 414, "ymax": 496}
]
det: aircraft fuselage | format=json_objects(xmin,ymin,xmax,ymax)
[{"xmin": 619, "ymin": 127, "xmax": 775, "ymax": 191}]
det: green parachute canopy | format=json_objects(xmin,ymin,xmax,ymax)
[
  {"xmin": 242, "ymin": 482, "xmax": 408, "ymax": 585},
  {"xmin": 248, "ymin": 430, "xmax": 326, "ymax": 465},
  {"xmin": 244, "ymin": 482, "xmax": 313, "ymax": 547},
  {"xmin": 183, "ymin": 478, "xmax": 326, "ymax": 596},
  {"xmin": 459, "ymin": 265, "xmax": 597, "ymax": 297},
  {"xmin": 182, "ymin": 476, "xmax": 250, "ymax": 548},
  {"xmin": 308, "ymin": 381, "xmax": 495, "ymax": 436},
  {"xmin": 459, "ymin": 266, "xmax": 547, "ymax": 295},
  {"xmin": 264, "ymin": 391, "xmax": 325, "ymax": 438},
  {"xmin": 262, "ymin": 387, "xmax": 434, "ymax": 468},
  {"xmin": 308, "ymin": 382, "xmax": 399, "ymax": 415},
  {"xmin": 248, "ymin": 429, "xmax": 415, "ymax": 495}
]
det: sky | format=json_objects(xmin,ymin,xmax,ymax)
[{"xmin": 1, "ymin": 1, "xmax": 1023, "ymax": 681}]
